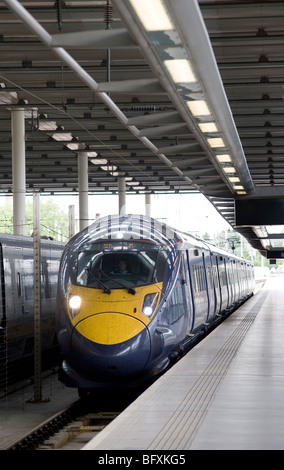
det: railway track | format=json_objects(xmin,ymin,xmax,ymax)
[
  {"xmin": 5, "ymin": 400, "xmax": 83, "ymax": 450},
  {"xmin": 39, "ymin": 409, "xmax": 120, "ymax": 450},
  {"xmin": 5, "ymin": 390, "xmax": 138, "ymax": 451}
]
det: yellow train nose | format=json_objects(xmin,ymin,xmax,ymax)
[{"xmin": 75, "ymin": 312, "xmax": 146, "ymax": 345}]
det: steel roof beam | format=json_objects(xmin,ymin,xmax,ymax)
[{"xmin": 51, "ymin": 28, "xmax": 137, "ymax": 49}]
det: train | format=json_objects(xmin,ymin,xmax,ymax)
[
  {"xmin": 0, "ymin": 234, "xmax": 64, "ymax": 387},
  {"xmin": 56, "ymin": 214, "xmax": 255, "ymax": 395}
]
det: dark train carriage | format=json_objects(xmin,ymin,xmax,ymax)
[{"xmin": 0, "ymin": 235, "xmax": 64, "ymax": 374}]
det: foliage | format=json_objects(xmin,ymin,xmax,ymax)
[{"xmin": 0, "ymin": 199, "xmax": 69, "ymax": 241}]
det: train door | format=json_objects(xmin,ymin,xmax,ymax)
[
  {"xmin": 207, "ymin": 253, "xmax": 221, "ymax": 320},
  {"xmin": 186, "ymin": 248, "xmax": 208, "ymax": 332},
  {"xmin": 203, "ymin": 250, "xmax": 216, "ymax": 322},
  {"xmin": 217, "ymin": 255, "xmax": 229, "ymax": 312},
  {"xmin": 22, "ymin": 243, "xmax": 35, "ymax": 317},
  {"xmin": 181, "ymin": 251, "xmax": 194, "ymax": 334},
  {"xmin": 3, "ymin": 244, "xmax": 24, "ymax": 319},
  {"xmin": 160, "ymin": 253, "xmax": 191, "ymax": 344},
  {"xmin": 235, "ymin": 261, "xmax": 241, "ymax": 301},
  {"xmin": 2, "ymin": 243, "xmax": 26, "ymax": 362},
  {"xmin": 225, "ymin": 259, "xmax": 233, "ymax": 306},
  {"xmin": 171, "ymin": 254, "xmax": 192, "ymax": 340}
]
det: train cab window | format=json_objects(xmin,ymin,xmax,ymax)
[{"xmin": 76, "ymin": 241, "xmax": 167, "ymax": 290}]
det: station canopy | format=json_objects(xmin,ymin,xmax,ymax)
[{"xmin": 1, "ymin": 0, "xmax": 284, "ymax": 259}]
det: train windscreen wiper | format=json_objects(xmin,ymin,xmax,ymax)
[
  {"xmin": 96, "ymin": 268, "xmax": 136, "ymax": 295},
  {"xmin": 86, "ymin": 268, "xmax": 111, "ymax": 294}
]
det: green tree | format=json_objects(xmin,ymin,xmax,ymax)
[{"xmin": 0, "ymin": 199, "xmax": 69, "ymax": 241}]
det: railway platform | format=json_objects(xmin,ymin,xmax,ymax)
[
  {"xmin": 83, "ymin": 275, "xmax": 284, "ymax": 450},
  {"xmin": 0, "ymin": 372, "xmax": 78, "ymax": 450}
]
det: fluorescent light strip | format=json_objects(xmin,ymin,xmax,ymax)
[
  {"xmin": 101, "ymin": 165, "xmax": 118, "ymax": 171},
  {"xmin": 126, "ymin": 181, "xmax": 140, "ymax": 186},
  {"xmin": 207, "ymin": 137, "xmax": 225, "ymax": 148},
  {"xmin": 164, "ymin": 59, "xmax": 196, "ymax": 84},
  {"xmin": 67, "ymin": 143, "xmax": 80, "ymax": 150},
  {"xmin": 216, "ymin": 154, "xmax": 232, "ymax": 163},
  {"xmin": 86, "ymin": 152, "xmax": 98, "ymax": 158},
  {"xmin": 198, "ymin": 122, "xmax": 218, "ymax": 133},
  {"xmin": 52, "ymin": 132, "xmax": 73, "ymax": 141},
  {"xmin": 129, "ymin": 0, "xmax": 173, "ymax": 31},
  {"xmin": 186, "ymin": 100, "xmax": 211, "ymax": 116},
  {"xmin": 39, "ymin": 121, "xmax": 57, "ymax": 131},
  {"xmin": 90, "ymin": 158, "xmax": 108, "ymax": 165},
  {"xmin": 223, "ymin": 167, "xmax": 236, "ymax": 174}
]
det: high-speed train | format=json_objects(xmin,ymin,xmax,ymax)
[
  {"xmin": 56, "ymin": 214, "xmax": 255, "ymax": 394},
  {"xmin": 0, "ymin": 234, "xmax": 64, "ymax": 387}
]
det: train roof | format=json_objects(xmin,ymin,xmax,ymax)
[
  {"xmin": 69, "ymin": 214, "xmax": 252, "ymax": 265},
  {"xmin": 71, "ymin": 214, "xmax": 189, "ymax": 248},
  {"xmin": 0, "ymin": 219, "xmax": 251, "ymax": 267},
  {"xmin": 0, "ymin": 233, "xmax": 65, "ymax": 249}
]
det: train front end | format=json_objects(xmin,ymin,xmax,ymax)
[{"xmin": 56, "ymin": 215, "xmax": 177, "ymax": 391}]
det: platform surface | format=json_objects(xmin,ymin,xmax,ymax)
[
  {"xmin": 83, "ymin": 276, "xmax": 284, "ymax": 450},
  {"xmin": 0, "ymin": 373, "xmax": 78, "ymax": 450}
]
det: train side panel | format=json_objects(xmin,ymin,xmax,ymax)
[{"xmin": 0, "ymin": 236, "xmax": 64, "ymax": 364}]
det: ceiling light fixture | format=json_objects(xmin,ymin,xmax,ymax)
[
  {"xmin": 39, "ymin": 120, "xmax": 57, "ymax": 131},
  {"xmin": 207, "ymin": 137, "xmax": 225, "ymax": 148},
  {"xmin": 223, "ymin": 167, "xmax": 236, "ymax": 174},
  {"xmin": 186, "ymin": 100, "xmax": 211, "ymax": 117},
  {"xmin": 198, "ymin": 123, "xmax": 218, "ymax": 133},
  {"xmin": 216, "ymin": 154, "xmax": 232, "ymax": 163},
  {"xmin": 90, "ymin": 158, "xmax": 108, "ymax": 165},
  {"xmin": 101, "ymin": 165, "xmax": 118, "ymax": 171},
  {"xmin": 164, "ymin": 59, "xmax": 196, "ymax": 84},
  {"xmin": 52, "ymin": 132, "xmax": 73, "ymax": 141},
  {"xmin": 128, "ymin": 0, "xmax": 173, "ymax": 31}
]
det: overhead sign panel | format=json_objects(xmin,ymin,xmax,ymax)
[{"xmin": 236, "ymin": 198, "xmax": 284, "ymax": 226}]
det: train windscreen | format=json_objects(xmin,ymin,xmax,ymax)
[{"xmin": 76, "ymin": 240, "xmax": 167, "ymax": 289}]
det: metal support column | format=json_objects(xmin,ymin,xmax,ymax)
[
  {"xmin": 27, "ymin": 193, "xmax": 49, "ymax": 403},
  {"xmin": 118, "ymin": 177, "xmax": 126, "ymax": 214},
  {"xmin": 78, "ymin": 152, "xmax": 89, "ymax": 231},
  {"xmin": 11, "ymin": 107, "xmax": 26, "ymax": 236}
]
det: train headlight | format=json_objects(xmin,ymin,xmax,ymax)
[
  {"xmin": 68, "ymin": 295, "xmax": 82, "ymax": 318},
  {"xmin": 142, "ymin": 292, "xmax": 159, "ymax": 317}
]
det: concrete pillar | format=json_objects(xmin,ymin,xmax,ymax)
[
  {"xmin": 68, "ymin": 205, "xmax": 75, "ymax": 239},
  {"xmin": 11, "ymin": 108, "xmax": 26, "ymax": 236},
  {"xmin": 78, "ymin": 152, "xmax": 89, "ymax": 231},
  {"xmin": 145, "ymin": 192, "xmax": 151, "ymax": 217},
  {"xmin": 118, "ymin": 177, "xmax": 126, "ymax": 214}
]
